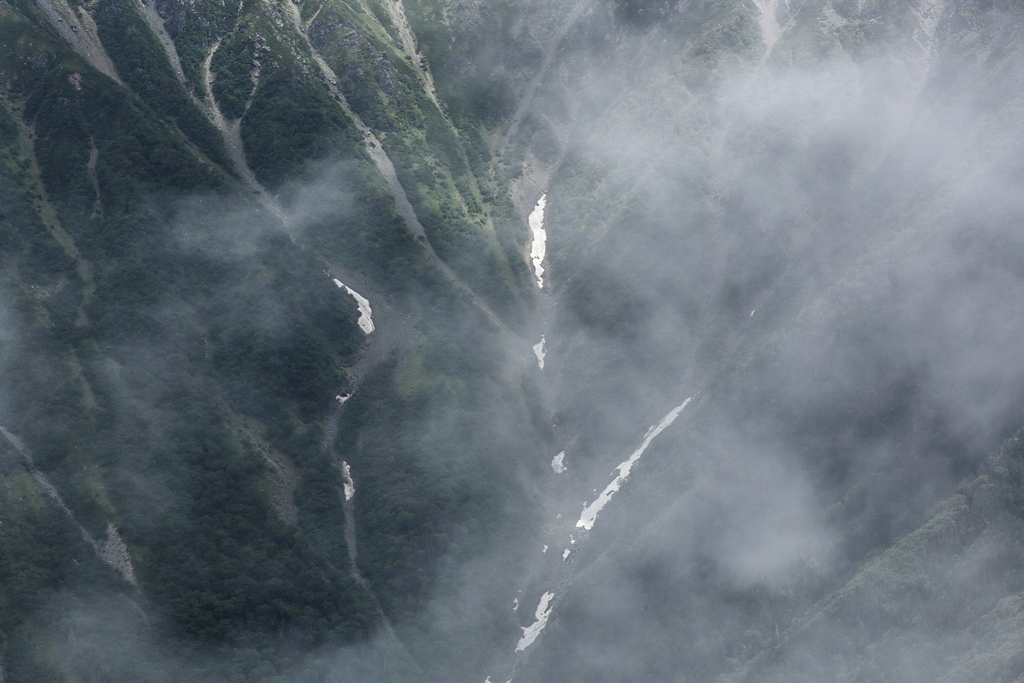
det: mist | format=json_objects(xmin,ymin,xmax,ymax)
[
  {"xmin": 4, "ymin": 0, "xmax": 1024, "ymax": 679},
  {"xmin": 491, "ymin": 0, "xmax": 1024, "ymax": 679}
]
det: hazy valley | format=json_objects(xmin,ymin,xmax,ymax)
[{"xmin": 1, "ymin": 0, "xmax": 1024, "ymax": 680}]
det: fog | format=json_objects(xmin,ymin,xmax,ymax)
[
  {"xmin": 5, "ymin": 0, "xmax": 1024, "ymax": 680},
  {"xmin": 474, "ymin": 0, "xmax": 1024, "ymax": 680}
]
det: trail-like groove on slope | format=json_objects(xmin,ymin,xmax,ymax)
[
  {"xmin": 201, "ymin": 40, "xmax": 287, "ymax": 223},
  {"xmin": 316, "ymin": 264, "xmax": 421, "ymax": 655},
  {"xmin": 0, "ymin": 426, "xmax": 137, "ymax": 585},
  {"xmin": 379, "ymin": 0, "xmax": 444, "ymax": 115},
  {"xmin": 497, "ymin": 0, "xmax": 592, "ymax": 154},
  {"xmin": 752, "ymin": 0, "xmax": 783, "ymax": 63},
  {"xmin": 485, "ymin": 397, "xmax": 694, "ymax": 682},
  {"xmin": 35, "ymin": 0, "xmax": 122, "ymax": 83},
  {"xmin": 87, "ymin": 136, "xmax": 102, "ymax": 217},
  {"xmin": 137, "ymin": 0, "xmax": 188, "ymax": 84},
  {"xmin": 349, "ymin": 0, "xmax": 442, "ymax": 115},
  {"xmin": 286, "ymin": 2, "xmax": 511, "ymax": 333},
  {"xmin": 323, "ymin": 389, "xmax": 406, "ymax": 648},
  {"xmin": 10, "ymin": 109, "xmax": 96, "ymax": 317},
  {"xmin": 135, "ymin": 4, "xmax": 286, "ymax": 223},
  {"xmin": 286, "ymin": 1, "xmax": 424, "ymax": 238}
]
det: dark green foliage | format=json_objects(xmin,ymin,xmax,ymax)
[
  {"xmin": 304, "ymin": 1, "xmax": 530, "ymax": 320},
  {"xmin": 21, "ymin": 67, "xmax": 222, "ymax": 215},
  {"xmin": 91, "ymin": 0, "xmax": 233, "ymax": 170},
  {"xmin": 334, "ymin": 352, "xmax": 540, "ymax": 678},
  {"xmin": 155, "ymin": 0, "xmax": 240, "ymax": 95},
  {"xmin": 210, "ymin": 33, "xmax": 255, "ymax": 120},
  {"xmin": 209, "ymin": 233, "xmax": 362, "ymax": 419},
  {"xmin": 141, "ymin": 410, "xmax": 376, "ymax": 649},
  {"xmin": 402, "ymin": 0, "xmax": 528, "ymax": 128},
  {"xmin": 0, "ymin": 463, "xmax": 123, "ymax": 683},
  {"xmin": 241, "ymin": 67, "xmax": 362, "ymax": 188},
  {"xmin": 563, "ymin": 264, "xmax": 649, "ymax": 341},
  {"xmin": 293, "ymin": 455, "xmax": 350, "ymax": 568},
  {"xmin": 0, "ymin": 5, "xmax": 382, "ymax": 673}
]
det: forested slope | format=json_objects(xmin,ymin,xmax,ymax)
[
  {"xmin": 0, "ymin": 0, "xmax": 549, "ymax": 679},
  {"xmin": 3, "ymin": 0, "xmax": 1024, "ymax": 680}
]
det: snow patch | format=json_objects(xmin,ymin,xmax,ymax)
[
  {"xmin": 576, "ymin": 397, "xmax": 692, "ymax": 531},
  {"xmin": 542, "ymin": 545, "xmax": 548, "ymax": 553},
  {"xmin": 512, "ymin": 598, "xmax": 519, "ymax": 612},
  {"xmin": 528, "ymin": 195, "xmax": 547, "ymax": 288},
  {"xmin": 516, "ymin": 591, "xmax": 554, "ymax": 651},
  {"xmin": 551, "ymin": 451, "xmax": 566, "ymax": 474},
  {"xmin": 341, "ymin": 461, "xmax": 355, "ymax": 501},
  {"xmin": 333, "ymin": 278, "xmax": 374, "ymax": 334},
  {"xmin": 533, "ymin": 336, "xmax": 547, "ymax": 369},
  {"xmin": 562, "ymin": 548, "xmax": 570, "ymax": 560}
]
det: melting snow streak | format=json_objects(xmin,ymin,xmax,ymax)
[
  {"xmin": 551, "ymin": 451, "xmax": 566, "ymax": 473},
  {"xmin": 576, "ymin": 397, "xmax": 692, "ymax": 531},
  {"xmin": 533, "ymin": 335, "xmax": 547, "ymax": 369},
  {"xmin": 333, "ymin": 279, "xmax": 374, "ymax": 334},
  {"xmin": 516, "ymin": 592, "xmax": 554, "ymax": 651},
  {"xmin": 529, "ymin": 195, "xmax": 547, "ymax": 288},
  {"xmin": 341, "ymin": 461, "xmax": 355, "ymax": 501}
]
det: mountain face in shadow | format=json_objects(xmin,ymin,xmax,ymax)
[{"xmin": 1, "ymin": 0, "xmax": 1024, "ymax": 680}]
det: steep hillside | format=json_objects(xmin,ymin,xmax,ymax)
[
  {"xmin": 2, "ymin": 0, "xmax": 1024, "ymax": 680},
  {"xmin": 0, "ymin": 0, "xmax": 547, "ymax": 679}
]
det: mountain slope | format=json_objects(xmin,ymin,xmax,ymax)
[{"xmin": 3, "ymin": 0, "xmax": 1024, "ymax": 680}]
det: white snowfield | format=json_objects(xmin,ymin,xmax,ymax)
[
  {"xmin": 533, "ymin": 336, "xmax": 547, "ymax": 369},
  {"xmin": 551, "ymin": 451, "xmax": 566, "ymax": 473},
  {"xmin": 576, "ymin": 397, "xmax": 692, "ymax": 531},
  {"xmin": 516, "ymin": 591, "xmax": 555, "ymax": 651},
  {"xmin": 341, "ymin": 461, "xmax": 355, "ymax": 501},
  {"xmin": 333, "ymin": 278, "xmax": 374, "ymax": 334},
  {"xmin": 529, "ymin": 195, "xmax": 547, "ymax": 288}
]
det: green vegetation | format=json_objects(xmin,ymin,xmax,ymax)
[
  {"xmin": 90, "ymin": 0, "xmax": 233, "ymax": 170},
  {"xmin": 141, "ymin": 408, "xmax": 377, "ymax": 649},
  {"xmin": 402, "ymin": 0, "xmax": 532, "ymax": 128},
  {"xmin": 155, "ymin": 0, "xmax": 240, "ymax": 95},
  {"xmin": 336, "ymin": 350, "xmax": 541, "ymax": 678},
  {"xmin": 304, "ymin": 0, "xmax": 531, "ymax": 324},
  {"xmin": 0, "ymin": 0, "xmax": 549, "ymax": 677},
  {"xmin": 9, "ymin": 0, "xmax": 1024, "ymax": 681},
  {"xmin": 242, "ymin": 65, "xmax": 361, "ymax": 188},
  {"xmin": 210, "ymin": 31, "xmax": 256, "ymax": 120},
  {"xmin": 0, "ymin": 5, "xmax": 395, "ymax": 677},
  {"xmin": 0, "ymin": 452, "xmax": 123, "ymax": 683}
]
